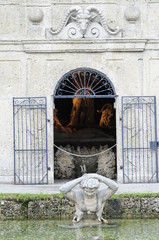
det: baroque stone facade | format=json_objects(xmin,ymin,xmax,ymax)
[{"xmin": 0, "ymin": 0, "xmax": 159, "ymax": 184}]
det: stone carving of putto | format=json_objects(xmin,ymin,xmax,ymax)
[{"xmin": 46, "ymin": 6, "xmax": 122, "ymax": 39}]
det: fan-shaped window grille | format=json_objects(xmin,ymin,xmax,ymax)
[{"xmin": 54, "ymin": 68, "xmax": 116, "ymax": 98}]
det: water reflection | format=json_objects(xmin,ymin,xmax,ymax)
[
  {"xmin": 74, "ymin": 226, "xmax": 105, "ymax": 240},
  {"xmin": 0, "ymin": 219, "xmax": 159, "ymax": 240}
]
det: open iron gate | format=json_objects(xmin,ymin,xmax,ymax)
[
  {"xmin": 13, "ymin": 97, "xmax": 48, "ymax": 184},
  {"xmin": 122, "ymin": 96, "xmax": 158, "ymax": 183}
]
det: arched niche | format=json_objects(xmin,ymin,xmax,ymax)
[{"xmin": 53, "ymin": 68, "xmax": 117, "ymax": 180}]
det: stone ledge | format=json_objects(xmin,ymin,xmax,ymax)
[
  {"xmin": 22, "ymin": 39, "xmax": 147, "ymax": 53},
  {"xmin": 1, "ymin": 39, "xmax": 159, "ymax": 52},
  {"xmin": 0, "ymin": 39, "xmax": 149, "ymax": 52}
]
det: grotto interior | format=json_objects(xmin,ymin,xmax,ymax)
[{"xmin": 54, "ymin": 97, "xmax": 117, "ymax": 180}]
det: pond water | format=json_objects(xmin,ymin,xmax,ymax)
[{"xmin": 0, "ymin": 219, "xmax": 159, "ymax": 240}]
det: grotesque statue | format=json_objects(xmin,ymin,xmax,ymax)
[{"xmin": 60, "ymin": 173, "xmax": 118, "ymax": 223}]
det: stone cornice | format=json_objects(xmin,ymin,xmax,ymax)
[
  {"xmin": 22, "ymin": 39, "xmax": 147, "ymax": 53},
  {"xmin": 145, "ymin": 40, "xmax": 159, "ymax": 50},
  {"xmin": 0, "ymin": 39, "xmax": 159, "ymax": 53}
]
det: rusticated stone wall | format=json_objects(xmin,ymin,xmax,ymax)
[
  {"xmin": 104, "ymin": 197, "xmax": 159, "ymax": 219},
  {"xmin": 0, "ymin": 196, "xmax": 159, "ymax": 220}
]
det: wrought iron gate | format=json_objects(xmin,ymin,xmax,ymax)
[
  {"xmin": 122, "ymin": 96, "xmax": 158, "ymax": 183},
  {"xmin": 13, "ymin": 97, "xmax": 48, "ymax": 184}
]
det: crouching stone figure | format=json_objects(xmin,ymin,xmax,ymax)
[{"xmin": 59, "ymin": 173, "xmax": 118, "ymax": 223}]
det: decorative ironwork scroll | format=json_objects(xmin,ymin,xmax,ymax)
[{"xmin": 54, "ymin": 68, "xmax": 116, "ymax": 98}]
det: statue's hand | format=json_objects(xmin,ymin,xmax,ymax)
[
  {"xmin": 86, "ymin": 173, "xmax": 99, "ymax": 179},
  {"xmin": 82, "ymin": 173, "xmax": 87, "ymax": 177},
  {"xmin": 81, "ymin": 173, "xmax": 88, "ymax": 181},
  {"xmin": 82, "ymin": 173, "xmax": 97, "ymax": 181},
  {"xmin": 81, "ymin": 173, "xmax": 102, "ymax": 182}
]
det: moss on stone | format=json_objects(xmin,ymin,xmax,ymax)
[
  {"xmin": 111, "ymin": 193, "xmax": 159, "ymax": 199},
  {"xmin": 0, "ymin": 193, "xmax": 63, "ymax": 202},
  {"xmin": 0, "ymin": 192, "xmax": 159, "ymax": 202}
]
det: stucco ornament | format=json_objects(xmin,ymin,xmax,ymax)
[
  {"xmin": 46, "ymin": 6, "xmax": 122, "ymax": 39},
  {"xmin": 124, "ymin": 5, "xmax": 140, "ymax": 23},
  {"xmin": 60, "ymin": 173, "xmax": 118, "ymax": 223},
  {"xmin": 28, "ymin": 8, "xmax": 44, "ymax": 25}
]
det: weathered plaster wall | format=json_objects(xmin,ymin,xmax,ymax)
[{"xmin": 0, "ymin": 0, "xmax": 159, "ymax": 183}]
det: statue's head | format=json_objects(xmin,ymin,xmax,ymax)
[{"xmin": 80, "ymin": 178, "xmax": 99, "ymax": 196}]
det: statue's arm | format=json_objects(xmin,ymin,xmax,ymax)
[
  {"xmin": 89, "ymin": 174, "xmax": 118, "ymax": 202},
  {"xmin": 97, "ymin": 175, "xmax": 118, "ymax": 192},
  {"xmin": 59, "ymin": 176, "xmax": 83, "ymax": 195}
]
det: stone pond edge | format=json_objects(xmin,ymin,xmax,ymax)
[{"xmin": 0, "ymin": 193, "xmax": 159, "ymax": 220}]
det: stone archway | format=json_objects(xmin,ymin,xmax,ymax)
[{"xmin": 53, "ymin": 68, "xmax": 117, "ymax": 180}]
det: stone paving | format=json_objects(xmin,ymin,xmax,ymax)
[{"xmin": 0, "ymin": 181, "xmax": 159, "ymax": 194}]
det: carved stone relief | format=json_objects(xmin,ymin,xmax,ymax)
[
  {"xmin": 123, "ymin": 5, "xmax": 141, "ymax": 38},
  {"xmin": 28, "ymin": 8, "xmax": 44, "ymax": 25},
  {"xmin": 124, "ymin": 5, "xmax": 140, "ymax": 23},
  {"xmin": 46, "ymin": 5, "xmax": 122, "ymax": 39}
]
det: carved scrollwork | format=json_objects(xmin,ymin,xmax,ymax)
[
  {"xmin": 46, "ymin": 5, "xmax": 122, "ymax": 39},
  {"xmin": 68, "ymin": 27, "xmax": 77, "ymax": 37},
  {"xmin": 85, "ymin": 6, "xmax": 120, "ymax": 35},
  {"xmin": 50, "ymin": 6, "xmax": 83, "ymax": 35},
  {"xmin": 91, "ymin": 27, "xmax": 100, "ymax": 38},
  {"xmin": 66, "ymin": 23, "xmax": 83, "ymax": 38}
]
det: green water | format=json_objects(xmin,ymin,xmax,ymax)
[{"xmin": 0, "ymin": 219, "xmax": 159, "ymax": 240}]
